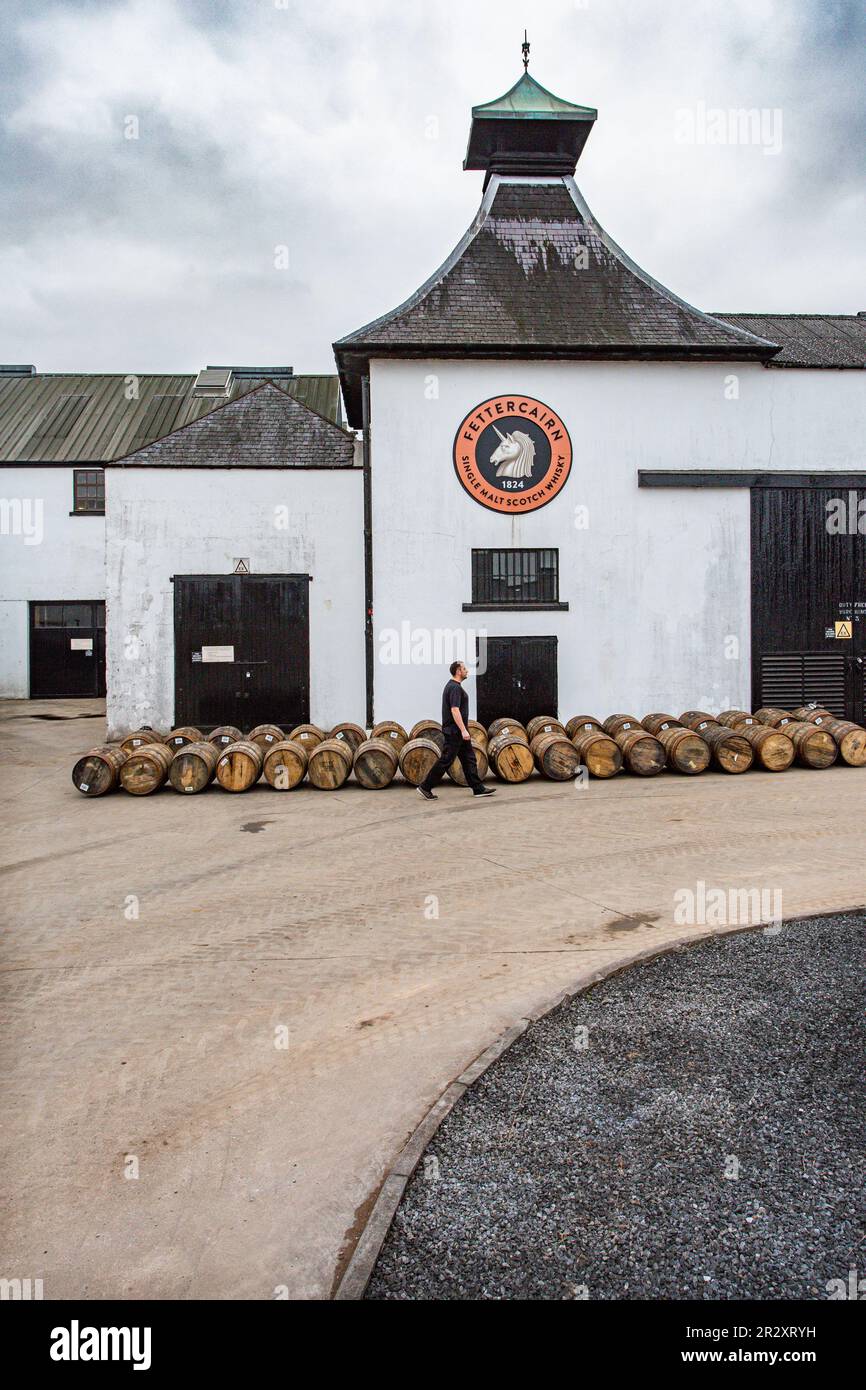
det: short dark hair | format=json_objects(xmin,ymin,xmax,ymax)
[{"xmin": 449, "ymin": 660, "xmax": 464, "ymax": 676}]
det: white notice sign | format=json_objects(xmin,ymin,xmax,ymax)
[
  {"xmin": 70, "ymin": 638, "xmax": 93, "ymax": 651},
  {"xmin": 201, "ymin": 645, "xmax": 235, "ymax": 663}
]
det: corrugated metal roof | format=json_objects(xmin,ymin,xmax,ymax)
[
  {"xmin": 711, "ymin": 314, "xmax": 866, "ymax": 368},
  {"xmin": 0, "ymin": 372, "xmax": 344, "ymax": 463}
]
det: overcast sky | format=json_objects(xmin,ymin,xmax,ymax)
[{"xmin": 1, "ymin": 0, "xmax": 864, "ymax": 375}]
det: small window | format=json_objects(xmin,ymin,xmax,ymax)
[
  {"xmin": 471, "ymin": 548, "xmax": 560, "ymax": 606},
  {"xmin": 73, "ymin": 468, "xmax": 105, "ymax": 514},
  {"xmin": 33, "ymin": 603, "xmax": 94, "ymax": 628}
]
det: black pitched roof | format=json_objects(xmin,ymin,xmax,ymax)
[
  {"xmin": 109, "ymin": 381, "xmax": 357, "ymax": 468},
  {"xmin": 334, "ymin": 176, "xmax": 779, "ymax": 426},
  {"xmin": 710, "ymin": 314, "xmax": 866, "ymax": 368}
]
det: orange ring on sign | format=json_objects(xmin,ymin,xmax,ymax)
[{"xmin": 452, "ymin": 394, "xmax": 573, "ymax": 514}]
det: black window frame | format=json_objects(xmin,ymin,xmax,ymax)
[
  {"xmin": 71, "ymin": 468, "xmax": 105, "ymax": 515},
  {"xmin": 464, "ymin": 548, "xmax": 568, "ymax": 611}
]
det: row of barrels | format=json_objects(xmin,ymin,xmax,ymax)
[
  {"xmin": 72, "ymin": 706, "xmax": 866, "ymax": 797},
  {"xmin": 72, "ymin": 718, "xmax": 481, "ymax": 797}
]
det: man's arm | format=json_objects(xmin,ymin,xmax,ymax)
[{"xmin": 451, "ymin": 705, "xmax": 470, "ymax": 739}]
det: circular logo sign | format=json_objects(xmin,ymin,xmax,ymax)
[{"xmin": 453, "ymin": 394, "xmax": 573, "ymax": 514}]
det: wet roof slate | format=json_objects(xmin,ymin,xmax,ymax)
[{"xmin": 334, "ymin": 176, "xmax": 779, "ymax": 425}]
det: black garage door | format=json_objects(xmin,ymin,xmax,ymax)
[
  {"xmin": 29, "ymin": 601, "xmax": 105, "ymax": 697},
  {"xmin": 475, "ymin": 636, "xmax": 558, "ymax": 728},
  {"xmin": 751, "ymin": 488, "xmax": 865, "ymax": 722},
  {"xmin": 174, "ymin": 574, "xmax": 310, "ymax": 730}
]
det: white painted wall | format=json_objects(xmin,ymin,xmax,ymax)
[
  {"xmin": 369, "ymin": 359, "xmax": 866, "ymax": 726},
  {"xmin": 0, "ymin": 467, "xmax": 105, "ymax": 696},
  {"xmin": 105, "ymin": 468, "xmax": 364, "ymax": 738}
]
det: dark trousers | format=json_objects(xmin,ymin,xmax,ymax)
[{"xmin": 421, "ymin": 727, "xmax": 486, "ymax": 792}]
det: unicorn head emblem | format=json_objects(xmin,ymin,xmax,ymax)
[{"xmin": 490, "ymin": 425, "xmax": 536, "ymax": 480}]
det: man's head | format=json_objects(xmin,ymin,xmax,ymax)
[{"xmin": 450, "ymin": 661, "xmax": 468, "ymax": 682}]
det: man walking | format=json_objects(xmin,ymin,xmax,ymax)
[{"xmin": 417, "ymin": 661, "xmax": 496, "ymax": 800}]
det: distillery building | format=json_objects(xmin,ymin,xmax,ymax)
[{"xmin": 335, "ymin": 66, "xmax": 866, "ymax": 729}]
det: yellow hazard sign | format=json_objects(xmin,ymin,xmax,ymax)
[{"xmin": 834, "ymin": 620, "xmax": 852, "ymax": 639}]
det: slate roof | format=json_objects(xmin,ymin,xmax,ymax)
[
  {"xmin": 109, "ymin": 381, "xmax": 357, "ymax": 468},
  {"xmin": 710, "ymin": 314, "xmax": 866, "ymax": 368},
  {"xmin": 334, "ymin": 176, "xmax": 779, "ymax": 426},
  {"xmin": 0, "ymin": 372, "xmax": 343, "ymax": 464}
]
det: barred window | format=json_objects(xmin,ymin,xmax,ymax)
[
  {"xmin": 471, "ymin": 549, "xmax": 559, "ymax": 605},
  {"xmin": 73, "ymin": 468, "xmax": 105, "ymax": 514}
]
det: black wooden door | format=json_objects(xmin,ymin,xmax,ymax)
[
  {"xmin": 475, "ymin": 636, "xmax": 558, "ymax": 727},
  {"xmin": 29, "ymin": 601, "xmax": 105, "ymax": 697},
  {"xmin": 751, "ymin": 488, "xmax": 865, "ymax": 721},
  {"xmin": 174, "ymin": 575, "xmax": 310, "ymax": 730}
]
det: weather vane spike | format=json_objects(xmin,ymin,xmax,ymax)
[{"xmin": 522, "ymin": 30, "xmax": 530, "ymax": 71}]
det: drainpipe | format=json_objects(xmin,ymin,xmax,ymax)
[{"xmin": 362, "ymin": 374, "xmax": 374, "ymax": 728}]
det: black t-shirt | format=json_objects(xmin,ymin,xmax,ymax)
[{"xmin": 442, "ymin": 678, "xmax": 468, "ymax": 731}]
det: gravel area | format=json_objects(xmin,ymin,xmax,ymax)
[{"xmin": 367, "ymin": 912, "xmax": 865, "ymax": 1300}]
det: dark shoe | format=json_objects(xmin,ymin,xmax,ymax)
[
  {"xmin": 473, "ymin": 786, "xmax": 496, "ymax": 796},
  {"xmin": 417, "ymin": 785, "xmax": 437, "ymax": 801}
]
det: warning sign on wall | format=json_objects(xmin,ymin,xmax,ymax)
[{"xmin": 834, "ymin": 621, "xmax": 853, "ymax": 639}]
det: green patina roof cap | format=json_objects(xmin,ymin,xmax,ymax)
[
  {"xmin": 464, "ymin": 69, "xmax": 597, "ymax": 183},
  {"xmin": 471, "ymin": 71, "xmax": 597, "ymax": 122}
]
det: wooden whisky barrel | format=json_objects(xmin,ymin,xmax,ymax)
[
  {"xmin": 166, "ymin": 726, "xmax": 204, "ymax": 750},
  {"xmin": 679, "ymin": 710, "xmax": 716, "ymax": 728},
  {"xmin": 488, "ymin": 731, "xmax": 534, "ymax": 782},
  {"xmin": 820, "ymin": 718, "xmax": 866, "ymax": 766},
  {"xmin": 72, "ymin": 745, "xmax": 129, "ymax": 796},
  {"xmin": 168, "ymin": 740, "xmax": 219, "ymax": 794},
  {"xmin": 700, "ymin": 724, "xmax": 754, "ymax": 774},
  {"xmin": 790, "ymin": 706, "xmax": 833, "ymax": 723},
  {"xmin": 467, "ymin": 720, "xmax": 488, "ymax": 747},
  {"xmin": 409, "ymin": 719, "xmax": 445, "ymax": 750},
  {"xmin": 448, "ymin": 739, "xmax": 490, "ymax": 786},
  {"xmin": 526, "ymin": 715, "xmax": 566, "ymax": 741},
  {"xmin": 565, "ymin": 715, "xmax": 603, "ymax": 738},
  {"xmin": 307, "ymin": 737, "xmax": 353, "ymax": 789},
  {"xmin": 654, "ymin": 726, "xmax": 710, "ymax": 774},
  {"xmin": 329, "ymin": 722, "xmax": 368, "ymax": 754},
  {"xmin": 398, "ymin": 737, "xmax": 441, "ymax": 786},
  {"xmin": 261, "ymin": 739, "xmax": 308, "ymax": 790},
  {"xmin": 371, "ymin": 720, "xmax": 408, "ymax": 752},
  {"xmin": 640, "ymin": 713, "xmax": 680, "ymax": 737},
  {"xmin": 783, "ymin": 721, "xmax": 838, "ymax": 769},
  {"xmin": 613, "ymin": 727, "xmax": 666, "ymax": 776},
  {"xmin": 248, "ymin": 723, "xmax": 286, "ymax": 751},
  {"xmin": 602, "ymin": 714, "xmax": 642, "ymax": 737},
  {"xmin": 676, "ymin": 713, "xmax": 753, "ymax": 773},
  {"xmin": 119, "ymin": 742, "xmax": 174, "ymax": 795},
  {"xmin": 287, "ymin": 723, "xmax": 325, "ymax": 748},
  {"xmin": 530, "ymin": 731, "xmax": 582, "ymax": 780},
  {"xmin": 753, "ymin": 707, "xmax": 795, "ymax": 728},
  {"xmin": 738, "ymin": 724, "xmax": 795, "ymax": 771},
  {"xmin": 717, "ymin": 710, "xmax": 758, "ymax": 730},
  {"xmin": 215, "ymin": 740, "xmax": 263, "ymax": 792},
  {"xmin": 208, "ymin": 725, "xmax": 244, "ymax": 748},
  {"xmin": 120, "ymin": 728, "xmax": 164, "ymax": 752},
  {"xmin": 353, "ymin": 737, "xmax": 399, "ymax": 789},
  {"xmin": 570, "ymin": 729, "xmax": 623, "ymax": 779},
  {"xmin": 487, "ymin": 717, "xmax": 528, "ymax": 741}
]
